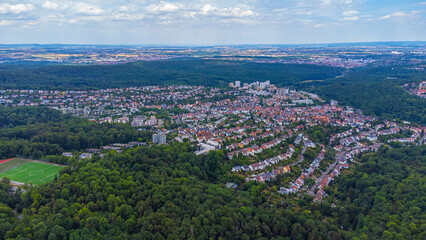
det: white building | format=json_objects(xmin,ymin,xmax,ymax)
[{"xmin": 153, "ymin": 132, "xmax": 166, "ymax": 144}]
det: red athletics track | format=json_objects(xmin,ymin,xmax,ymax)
[{"xmin": 0, "ymin": 158, "xmax": 14, "ymax": 164}]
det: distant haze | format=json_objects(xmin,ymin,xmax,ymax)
[{"xmin": 0, "ymin": 0, "xmax": 425, "ymax": 45}]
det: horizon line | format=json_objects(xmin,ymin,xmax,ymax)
[{"xmin": 0, "ymin": 40, "xmax": 425, "ymax": 48}]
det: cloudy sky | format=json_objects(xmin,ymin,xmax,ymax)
[{"xmin": 0, "ymin": 0, "xmax": 425, "ymax": 45}]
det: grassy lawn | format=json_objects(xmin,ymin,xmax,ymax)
[
  {"xmin": 0, "ymin": 158, "xmax": 30, "ymax": 174},
  {"xmin": 0, "ymin": 159, "xmax": 64, "ymax": 185}
]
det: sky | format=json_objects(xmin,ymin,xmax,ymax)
[{"xmin": 0, "ymin": 0, "xmax": 425, "ymax": 45}]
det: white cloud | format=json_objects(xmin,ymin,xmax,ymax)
[
  {"xmin": 322, "ymin": 0, "xmax": 355, "ymax": 6},
  {"xmin": 112, "ymin": 13, "xmax": 144, "ymax": 21},
  {"xmin": 0, "ymin": 20, "xmax": 13, "ymax": 26},
  {"xmin": 80, "ymin": 16, "xmax": 104, "ymax": 22},
  {"xmin": 142, "ymin": 2, "xmax": 256, "ymax": 24},
  {"xmin": 0, "ymin": 3, "xmax": 34, "ymax": 14},
  {"xmin": 73, "ymin": 2, "xmax": 104, "ymax": 15},
  {"xmin": 220, "ymin": 8, "xmax": 255, "ymax": 17},
  {"xmin": 42, "ymin": 1, "xmax": 58, "ymax": 10},
  {"xmin": 118, "ymin": 6, "xmax": 129, "ymax": 12},
  {"xmin": 146, "ymin": 2, "xmax": 184, "ymax": 13},
  {"xmin": 378, "ymin": 11, "xmax": 421, "ymax": 20},
  {"xmin": 343, "ymin": 16, "xmax": 359, "ymax": 21},
  {"xmin": 313, "ymin": 23, "xmax": 326, "ymax": 28},
  {"xmin": 68, "ymin": 15, "xmax": 104, "ymax": 24},
  {"xmin": 201, "ymin": 4, "xmax": 215, "ymax": 15},
  {"xmin": 271, "ymin": 8, "xmax": 288, "ymax": 13},
  {"xmin": 220, "ymin": 18, "xmax": 257, "ymax": 24},
  {"xmin": 322, "ymin": 0, "xmax": 332, "ymax": 5},
  {"xmin": 342, "ymin": 10, "xmax": 359, "ymax": 16},
  {"xmin": 379, "ymin": 12, "xmax": 407, "ymax": 20},
  {"xmin": 200, "ymin": 4, "xmax": 255, "ymax": 18},
  {"xmin": 184, "ymin": 11, "xmax": 197, "ymax": 18}
]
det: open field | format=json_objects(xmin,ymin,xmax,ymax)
[{"xmin": 0, "ymin": 158, "xmax": 64, "ymax": 185}]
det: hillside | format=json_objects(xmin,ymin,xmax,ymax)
[
  {"xmin": 1, "ymin": 139, "xmax": 424, "ymax": 239},
  {"xmin": 308, "ymin": 65, "xmax": 426, "ymax": 124}
]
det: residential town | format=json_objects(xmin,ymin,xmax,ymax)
[
  {"xmin": 402, "ymin": 81, "xmax": 426, "ymax": 98},
  {"xmin": 1, "ymin": 81, "xmax": 424, "ymax": 203}
]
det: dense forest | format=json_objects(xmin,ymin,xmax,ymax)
[
  {"xmin": 0, "ymin": 107, "xmax": 151, "ymax": 159},
  {"xmin": 325, "ymin": 145, "xmax": 426, "ymax": 240},
  {"xmin": 0, "ymin": 60, "xmax": 342, "ymax": 89},
  {"xmin": 1, "ymin": 139, "xmax": 424, "ymax": 239}
]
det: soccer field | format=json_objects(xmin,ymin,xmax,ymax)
[{"xmin": 0, "ymin": 160, "xmax": 64, "ymax": 185}]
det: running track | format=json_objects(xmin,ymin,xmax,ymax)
[{"xmin": 0, "ymin": 158, "xmax": 14, "ymax": 164}]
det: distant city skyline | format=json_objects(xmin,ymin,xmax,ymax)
[{"xmin": 0, "ymin": 0, "xmax": 425, "ymax": 45}]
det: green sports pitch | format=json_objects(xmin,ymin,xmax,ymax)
[{"xmin": 0, "ymin": 159, "xmax": 64, "ymax": 185}]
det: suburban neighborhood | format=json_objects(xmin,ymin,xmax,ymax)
[{"xmin": 1, "ymin": 81, "xmax": 424, "ymax": 203}]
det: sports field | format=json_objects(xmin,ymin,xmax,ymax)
[{"xmin": 0, "ymin": 158, "xmax": 64, "ymax": 185}]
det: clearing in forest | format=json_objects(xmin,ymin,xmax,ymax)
[{"xmin": 0, "ymin": 158, "xmax": 64, "ymax": 185}]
